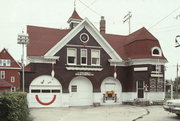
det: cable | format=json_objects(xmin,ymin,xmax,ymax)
[
  {"xmin": 80, "ymin": 0, "xmax": 98, "ymax": 13},
  {"xmin": 78, "ymin": 0, "xmax": 102, "ymax": 17},
  {"xmin": 148, "ymin": 6, "xmax": 180, "ymax": 30}
]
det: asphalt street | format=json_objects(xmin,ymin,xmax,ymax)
[{"xmin": 30, "ymin": 105, "xmax": 180, "ymax": 121}]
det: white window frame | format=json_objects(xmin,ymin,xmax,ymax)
[
  {"xmin": 67, "ymin": 48, "xmax": 77, "ymax": 65},
  {"xmin": 80, "ymin": 49, "xmax": 87, "ymax": 65},
  {"xmin": 0, "ymin": 71, "xmax": 5, "ymax": 79},
  {"xmin": 11, "ymin": 87, "xmax": 16, "ymax": 92},
  {"xmin": 91, "ymin": 49, "xmax": 100, "ymax": 66},
  {"xmin": 0, "ymin": 60, "xmax": 2, "ymax": 66},
  {"xmin": 6, "ymin": 60, "xmax": 11, "ymax": 66},
  {"xmin": 11, "ymin": 76, "xmax": 15, "ymax": 83},
  {"xmin": 151, "ymin": 47, "xmax": 162, "ymax": 56},
  {"xmin": 0, "ymin": 59, "xmax": 11, "ymax": 66}
]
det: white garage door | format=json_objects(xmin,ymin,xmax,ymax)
[
  {"xmin": 28, "ymin": 75, "xmax": 62, "ymax": 108},
  {"xmin": 69, "ymin": 76, "xmax": 93, "ymax": 106},
  {"xmin": 101, "ymin": 77, "xmax": 122, "ymax": 104}
]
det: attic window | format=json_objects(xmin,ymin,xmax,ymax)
[{"xmin": 151, "ymin": 47, "xmax": 162, "ymax": 56}]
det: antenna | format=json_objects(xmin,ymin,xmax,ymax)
[{"xmin": 123, "ymin": 11, "xmax": 132, "ymax": 34}]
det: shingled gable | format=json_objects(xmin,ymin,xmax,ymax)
[
  {"xmin": 0, "ymin": 48, "xmax": 21, "ymax": 68},
  {"xmin": 45, "ymin": 18, "xmax": 123, "ymax": 62}
]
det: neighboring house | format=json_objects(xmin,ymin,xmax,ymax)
[
  {"xmin": 0, "ymin": 48, "xmax": 21, "ymax": 93},
  {"xmin": 24, "ymin": 10, "xmax": 167, "ymax": 107}
]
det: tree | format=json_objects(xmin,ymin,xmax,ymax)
[{"xmin": 174, "ymin": 77, "xmax": 180, "ymax": 92}]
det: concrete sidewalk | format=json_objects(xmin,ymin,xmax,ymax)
[{"xmin": 30, "ymin": 105, "xmax": 146, "ymax": 121}]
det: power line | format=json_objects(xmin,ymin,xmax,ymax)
[
  {"xmin": 78, "ymin": 0, "xmax": 102, "ymax": 17},
  {"xmin": 148, "ymin": 6, "xmax": 180, "ymax": 30},
  {"xmin": 80, "ymin": 0, "xmax": 98, "ymax": 13}
]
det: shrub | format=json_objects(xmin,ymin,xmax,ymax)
[{"xmin": 0, "ymin": 92, "xmax": 29, "ymax": 121}]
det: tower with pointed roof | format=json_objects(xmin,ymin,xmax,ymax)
[{"xmin": 67, "ymin": 9, "xmax": 82, "ymax": 29}]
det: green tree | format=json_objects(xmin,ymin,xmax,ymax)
[{"xmin": 174, "ymin": 77, "xmax": 180, "ymax": 92}]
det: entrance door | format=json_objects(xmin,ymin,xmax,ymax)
[
  {"xmin": 69, "ymin": 76, "xmax": 93, "ymax": 106},
  {"xmin": 137, "ymin": 80, "xmax": 144, "ymax": 98}
]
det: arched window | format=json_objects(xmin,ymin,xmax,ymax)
[{"xmin": 151, "ymin": 47, "xmax": 162, "ymax": 56}]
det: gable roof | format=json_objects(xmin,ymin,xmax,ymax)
[
  {"xmin": 44, "ymin": 18, "xmax": 122, "ymax": 62},
  {"xmin": 27, "ymin": 26, "xmax": 70, "ymax": 56},
  {"xmin": 27, "ymin": 23, "xmax": 166, "ymax": 60},
  {"xmin": 0, "ymin": 79, "xmax": 12, "ymax": 87},
  {"xmin": 0, "ymin": 48, "xmax": 21, "ymax": 69}
]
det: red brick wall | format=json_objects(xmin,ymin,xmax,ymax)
[{"xmin": 0, "ymin": 69, "xmax": 20, "ymax": 89}]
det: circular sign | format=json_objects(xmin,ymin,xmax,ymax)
[{"xmin": 80, "ymin": 33, "xmax": 89, "ymax": 43}]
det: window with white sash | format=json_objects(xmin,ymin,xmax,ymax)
[
  {"xmin": 67, "ymin": 48, "xmax": 77, "ymax": 65},
  {"xmin": 81, "ymin": 49, "xmax": 87, "ymax": 65},
  {"xmin": 91, "ymin": 49, "xmax": 100, "ymax": 66},
  {"xmin": 0, "ymin": 59, "xmax": 11, "ymax": 66},
  {"xmin": 0, "ymin": 71, "xmax": 5, "ymax": 79}
]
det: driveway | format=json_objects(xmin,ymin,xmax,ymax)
[{"xmin": 30, "ymin": 105, "xmax": 146, "ymax": 121}]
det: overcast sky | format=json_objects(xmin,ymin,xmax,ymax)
[{"xmin": 0, "ymin": 0, "xmax": 180, "ymax": 80}]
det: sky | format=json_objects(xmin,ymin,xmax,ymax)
[{"xmin": 0, "ymin": 0, "xmax": 180, "ymax": 80}]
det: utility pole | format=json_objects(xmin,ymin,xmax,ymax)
[
  {"xmin": 175, "ymin": 15, "xmax": 180, "ymax": 47},
  {"xmin": 123, "ymin": 11, "xmax": 132, "ymax": 34}
]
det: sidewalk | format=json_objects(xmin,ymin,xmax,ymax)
[{"xmin": 30, "ymin": 105, "xmax": 146, "ymax": 121}]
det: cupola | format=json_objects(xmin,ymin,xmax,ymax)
[{"xmin": 67, "ymin": 9, "xmax": 82, "ymax": 29}]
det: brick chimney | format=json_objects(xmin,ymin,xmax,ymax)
[{"xmin": 100, "ymin": 16, "xmax": 106, "ymax": 34}]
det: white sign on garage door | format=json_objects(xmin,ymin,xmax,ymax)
[
  {"xmin": 69, "ymin": 76, "xmax": 93, "ymax": 106},
  {"xmin": 28, "ymin": 75, "xmax": 62, "ymax": 108}
]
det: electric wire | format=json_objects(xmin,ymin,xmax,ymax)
[{"xmin": 148, "ymin": 6, "xmax": 180, "ymax": 30}]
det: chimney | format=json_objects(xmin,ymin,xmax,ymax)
[{"xmin": 100, "ymin": 16, "xmax": 106, "ymax": 34}]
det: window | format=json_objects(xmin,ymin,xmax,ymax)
[
  {"xmin": 7, "ymin": 60, "xmax": 11, "ymax": 66},
  {"xmin": 0, "ymin": 59, "xmax": 11, "ymax": 66},
  {"xmin": 152, "ymin": 65, "xmax": 161, "ymax": 73},
  {"xmin": 0, "ymin": 71, "xmax": 5, "ymax": 79},
  {"xmin": 52, "ymin": 90, "xmax": 61, "ymax": 93},
  {"xmin": 42, "ymin": 90, "xmax": 51, "ymax": 93},
  {"xmin": 91, "ymin": 49, "xmax": 100, "ymax": 66},
  {"xmin": 67, "ymin": 48, "xmax": 77, "ymax": 65},
  {"xmin": 11, "ymin": 76, "xmax": 15, "ymax": 83},
  {"xmin": 81, "ymin": 49, "xmax": 87, "ymax": 65},
  {"xmin": 31, "ymin": 89, "xmax": 40, "ymax": 93},
  {"xmin": 71, "ymin": 85, "xmax": 77, "ymax": 92},
  {"xmin": 11, "ymin": 87, "xmax": 16, "ymax": 92},
  {"xmin": 151, "ymin": 47, "xmax": 162, "ymax": 56}
]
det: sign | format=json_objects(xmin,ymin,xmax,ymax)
[{"xmin": 75, "ymin": 72, "xmax": 94, "ymax": 76}]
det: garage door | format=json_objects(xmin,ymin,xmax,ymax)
[
  {"xmin": 101, "ymin": 77, "xmax": 122, "ymax": 104},
  {"xmin": 69, "ymin": 76, "xmax": 93, "ymax": 106},
  {"xmin": 28, "ymin": 75, "xmax": 62, "ymax": 108}
]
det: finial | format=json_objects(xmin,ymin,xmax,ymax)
[{"xmin": 74, "ymin": 0, "xmax": 76, "ymax": 10}]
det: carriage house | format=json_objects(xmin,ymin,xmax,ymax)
[{"xmin": 24, "ymin": 10, "xmax": 167, "ymax": 107}]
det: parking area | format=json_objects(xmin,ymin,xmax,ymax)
[{"xmin": 30, "ymin": 105, "xmax": 180, "ymax": 121}]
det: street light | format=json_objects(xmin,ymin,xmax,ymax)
[{"xmin": 17, "ymin": 31, "xmax": 29, "ymax": 92}]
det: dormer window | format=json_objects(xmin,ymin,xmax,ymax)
[
  {"xmin": 151, "ymin": 47, "xmax": 162, "ymax": 56},
  {"xmin": 67, "ymin": 48, "xmax": 77, "ymax": 65}
]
